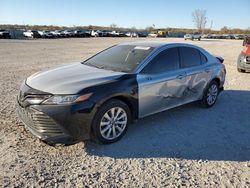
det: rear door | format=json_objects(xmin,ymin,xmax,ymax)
[
  {"xmin": 137, "ymin": 47, "xmax": 188, "ymax": 118},
  {"xmin": 179, "ymin": 47, "xmax": 210, "ymax": 103}
]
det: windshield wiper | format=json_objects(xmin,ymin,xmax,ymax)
[{"xmin": 83, "ymin": 62, "xmax": 104, "ymax": 69}]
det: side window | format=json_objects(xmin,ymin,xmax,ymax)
[
  {"xmin": 180, "ymin": 47, "xmax": 201, "ymax": 68},
  {"xmin": 141, "ymin": 48, "xmax": 180, "ymax": 74},
  {"xmin": 200, "ymin": 52, "xmax": 208, "ymax": 64}
]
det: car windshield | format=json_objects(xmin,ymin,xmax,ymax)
[{"xmin": 83, "ymin": 45, "xmax": 154, "ymax": 73}]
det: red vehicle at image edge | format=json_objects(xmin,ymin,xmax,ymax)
[{"xmin": 237, "ymin": 37, "xmax": 250, "ymax": 72}]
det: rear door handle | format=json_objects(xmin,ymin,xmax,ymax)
[{"xmin": 146, "ymin": 76, "xmax": 152, "ymax": 80}]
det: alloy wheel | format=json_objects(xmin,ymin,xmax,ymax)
[
  {"xmin": 207, "ymin": 84, "xmax": 218, "ymax": 105},
  {"xmin": 100, "ymin": 107, "xmax": 127, "ymax": 140}
]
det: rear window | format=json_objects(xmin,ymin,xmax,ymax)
[{"xmin": 180, "ymin": 47, "xmax": 201, "ymax": 68}]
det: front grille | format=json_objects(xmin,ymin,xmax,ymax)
[{"xmin": 17, "ymin": 104, "xmax": 64, "ymax": 138}]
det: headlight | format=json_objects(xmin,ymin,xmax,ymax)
[
  {"xmin": 42, "ymin": 93, "xmax": 92, "ymax": 105},
  {"xmin": 25, "ymin": 98, "xmax": 46, "ymax": 105},
  {"xmin": 244, "ymin": 56, "xmax": 249, "ymax": 63}
]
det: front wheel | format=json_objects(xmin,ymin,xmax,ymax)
[
  {"xmin": 200, "ymin": 81, "xmax": 219, "ymax": 108},
  {"xmin": 91, "ymin": 99, "xmax": 131, "ymax": 144}
]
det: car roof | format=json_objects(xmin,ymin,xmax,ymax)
[{"xmin": 118, "ymin": 41, "xmax": 200, "ymax": 49}]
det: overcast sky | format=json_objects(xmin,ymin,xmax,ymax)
[{"xmin": 0, "ymin": 0, "xmax": 249, "ymax": 30}]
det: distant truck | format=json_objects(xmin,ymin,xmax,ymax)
[{"xmin": 184, "ymin": 32, "xmax": 201, "ymax": 41}]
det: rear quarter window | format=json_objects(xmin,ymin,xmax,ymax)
[
  {"xmin": 180, "ymin": 47, "xmax": 201, "ymax": 68},
  {"xmin": 200, "ymin": 52, "xmax": 208, "ymax": 64}
]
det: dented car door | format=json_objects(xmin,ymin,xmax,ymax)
[
  {"xmin": 137, "ymin": 70, "xmax": 187, "ymax": 118},
  {"xmin": 137, "ymin": 47, "xmax": 188, "ymax": 118},
  {"xmin": 179, "ymin": 47, "xmax": 210, "ymax": 103}
]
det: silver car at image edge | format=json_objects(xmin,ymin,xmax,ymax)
[{"xmin": 16, "ymin": 42, "xmax": 226, "ymax": 144}]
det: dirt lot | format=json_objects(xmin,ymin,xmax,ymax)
[{"xmin": 0, "ymin": 38, "xmax": 250, "ymax": 187}]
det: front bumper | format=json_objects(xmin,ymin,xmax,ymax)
[
  {"xmin": 17, "ymin": 104, "xmax": 72, "ymax": 143},
  {"xmin": 17, "ymin": 100, "xmax": 96, "ymax": 144},
  {"xmin": 237, "ymin": 54, "xmax": 250, "ymax": 71},
  {"xmin": 16, "ymin": 82, "xmax": 97, "ymax": 144}
]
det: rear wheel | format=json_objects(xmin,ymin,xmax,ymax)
[
  {"xmin": 200, "ymin": 81, "xmax": 219, "ymax": 108},
  {"xmin": 91, "ymin": 99, "xmax": 131, "ymax": 144}
]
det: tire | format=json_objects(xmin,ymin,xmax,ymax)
[
  {"xmin": 237, "ymin": 68, "xmax": 245, "ymax": 73},
  {"xmin": 200, "ymin": 81, "xmax": 219, "ymax": 108},
  {"xmin": 91, "ymin": 99, "xmax": 131, "ymax": 144}
]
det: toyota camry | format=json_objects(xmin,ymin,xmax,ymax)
[{"xmin": 17, "ymin": 42, "xmax": 226, "ymax": 144}]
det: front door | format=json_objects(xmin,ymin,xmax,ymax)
[{"xmin": 137, "ymin": 47, "xmax": 188, "ymax": 118}]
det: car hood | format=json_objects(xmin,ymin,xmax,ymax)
[{"xmin": 26, "ymin": 63, "xmax": 125, "ymax": 94}]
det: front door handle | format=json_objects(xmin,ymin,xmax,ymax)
[
  {"xmin": 177, "ymin": 74, "xmax": 186, "ymax": 79},
  {"xmin": 205, "ymin": 68, "xmax": 211, "ymax": 73}
]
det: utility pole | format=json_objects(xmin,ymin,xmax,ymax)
[{"xmin": 210, "ymin": 20, "xmax": 213, "ymax": 30}]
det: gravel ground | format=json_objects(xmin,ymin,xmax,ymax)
[{"xmin": 0, "ymin": 38, "xmax": 250, "ymax": 187}]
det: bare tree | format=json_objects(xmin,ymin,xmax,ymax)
[
  {"xmin": 110, "ymin": 23, "xmax": 118, "ymax": 29},
  {"xmin": 192, "ymin": 9, "xmax": 207, "ymax": 33},
  {"xmin": 145, "ymin": 25, "xmax": 156, "ymax": 32},
  {"xmin": 130, "ymin": 26, "xmax": 137, "ymax": 32}
]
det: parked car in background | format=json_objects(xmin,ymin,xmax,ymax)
[
  {"xmin": 17, "ymin": 42, "xmax": 226, "ymax": 145},
  {"xmin": 237, "ymin": 36, "xmax": 250, "ymax": 72},
  {"xmin": 206, "ymin": 35, "xmax": 213, "ymax": 39},
  {"xmin": 234, "ymin": 35, "xmax": 245, "ymax": 40},
  {"xmin": 226, "ymin": 35, "xmax": 235, "ymax": 39},
  {"xmin": 131, "ymin": 32, "xmax": 138, "ymax": 37},
  {"xmin": 84, "ymin": 30, "xmax": 91, "ymax": 37},
  {"xmin": 137, "ymin": 32, "xmax": 149, "ymax": 37},
  {"xmin": 91, "ymin": 30, "xmax": 99, "ymax": 37},
  {"xmin": 97, "ymin": 30, "xmax": 111, "ymax": 37},
  {"xmin": 74, "ymin": 30, "xmax": 85, "ymax": 37},
  {"xmin": 31, "ymin": 30, "xmax": 42, "ymax": 38},
  {"xmin": 184, "ymin": 32, "xmax": 201, "ymax": 41},
  {"xmin": 43, "ymin": 31, "xmax": 54, "ymax": 38},
  {"xmin": 74, "ymin": 30, "xmax": 91, "ymax": 38},
  {"xmin": 125, "ymin": 32, "xmax": 138, "ymax": 37},
  {"xmin": 50, "ymin": 30, "xmax": 61, "ymax": 38},
  {"xmin": 0, "ymin": 30, "xmax": 11, "ymax": 39},
  {"xmin": 118, "ymin": 31, "xmax": 126, "ymax": 37},
  {"xmin": 147, "ymin": 32, "xmax": 157, "ymax": 38},
  {"xmin": 37, "ymin": 31, "xmax": 45, "ymax": 38},
  {"xmin": 62, "ymin": 30, "xmax": 75, "ymax": 37},
  {"xmin": 23, "ymin": 30, "xmax": 33, "ymax": 38},
  {"xmin": 125, "ymin": 32, "xmax": 132, "ymax": 37},
  {"xmin": 109, "ymin": 31, "xmax": 120, "ymax": 37}
]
